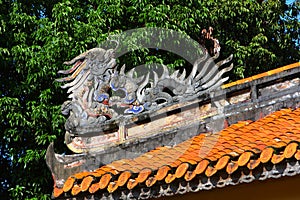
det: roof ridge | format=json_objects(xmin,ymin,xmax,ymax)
[{"xmin": 222, "ymin": 62, "xmax": 300, "ymax": 89}]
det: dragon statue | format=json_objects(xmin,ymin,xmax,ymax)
[{"xmin": 57, "ymin": 38, "xmax": 233, "ymax": 134}]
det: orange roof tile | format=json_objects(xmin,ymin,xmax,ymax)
[{"xmin": 53, "ymin": 107, "xmax": 300, "ymax": 198}]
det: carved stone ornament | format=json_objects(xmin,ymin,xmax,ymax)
[{"xmin": 57, "ymin": 46, "xmax": 232, "ymax": 136}]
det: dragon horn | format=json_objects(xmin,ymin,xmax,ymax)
[
  {"xmin": 63, "ymin": 50, "xmax": 89, "ymax": 65},
  {"xmin": 56, "ymin": 60, "xmax": 87, "ymax": 82},
  {"xmin": 120, "ymin": 65, "xmax": 126, "ymax": 75},
  {"xmin": 201, "ymin": 55, "xmax": 233, "ymax": 83},
  {"xmin": 161, "ymin": 64, "xmax": 170, "ymax": 79},
  {"xmin": 137, "ymin": 72, "xmax": 150, "ymax": 103},
  {"xmin": 178, "ymin": 69, "xmax": 186, "ymax": 82},
  {"xmin": 194, "ymin": 57, "xmax": 214, "ymax": 82},
  {"xmin": 215, "ymin": 54, "xmax": 233, "ymax": 68},
  {"xmin": 58, "ymin": 60, "xmax": 82, "ymax": 74},
  {"xmin": 187, "ymin": 52, "xmax": 208, "ymax": 81}
]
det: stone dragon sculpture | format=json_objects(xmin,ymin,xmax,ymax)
[{"xmin": 57, "ymin": 43, "xmax": 233, "ymax": 133}]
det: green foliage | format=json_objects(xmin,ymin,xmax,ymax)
[{"xmin": 0, "ymin": 0, "xmax": 299, "ymax": 199}]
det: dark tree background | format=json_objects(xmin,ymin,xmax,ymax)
[{"xmin": 0, "ymin": 0, "xmax": 299, "ymax": 199}]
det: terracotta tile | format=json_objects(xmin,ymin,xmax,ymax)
[
  {"xmin": 117, "ymin": 171, "xmax": 131, "ymax": 187},
  {"xmin": 235, "ymin": 139, "xmax": 250, "ymax": 147},
  {"xmin": 71, "ymin": 184, "xmax": 81, "ymax": 196},
  {"xmin": 280, "ymin": 121, "xmax": 293, "ymax": 128},
  {"xmin": 204, "ymin": 154, "xmax": 218, "ymax": 162},
  {"xmin": 268, "ymin": 126, "xmax": 280, "ymax": 133},
  {"xmin": 213, "ymin": 144, "xmax": 226, "ymax": 152},
  {"xmin": 222, "ymin": 127, "xmax": 236, "ymax": 133},
  {"xmin": 177, "ymin": 141, "xmax": 193, "ymax": 149},
  {"xmin": 175, "ymin": 163, "xmax": 189, "ymax": 178},
  {"xmin": 100, "ymin": 164, "xmax": 116, "ymax": 172},
  {"xmin": 225, "ymin": 147, "xmax": 243, "ymax": 155},
  {"xmin": 218, "ymin": 142, "xmax": 232, "ymax": 149},
  {"xmin": 136, "ymin": 168, "xmax": 152, "ymax": 183},
  {"xmin": 127, "ymin": 179, "xmax": 138, "ymax": 190},
  {"xmin": 205, "ymin": 166, "xmax": 217, "ymax": 177},
  {"xmin": 107, "ymin": 181, "xmax": 118, "ymax": 193},
  {"xmin": 135, "ymin": 155, "xmax": 154, "ymax": 163},
  {"xmin": 166, "ymin": 152, "xmax": 181, "ymax": 160},
  {"xmin": 272, "ymin": 141, "xmax": 288, "ymax": 148},
  {"xmin": 203, "ymin": 146, "xmax": 218, "ymax": 155},
  {"xmin": 156, "ymin": 159, "xmax": 171, "ymax": 168},
  {"xmin": 89, "ymin": 182, "xmax": 100, "ymax": 194},
  {"xmin": 155, "ymin": 146, "xmax": 170, "ymax": 151},
  {"xmin": 169, "ymin": 159, "xmax": 182, "ymax": 168},
  {"xmin": 184, "ymin": 170, "xmax": 197, "ymax": 181},
  {"xmin": 271, "ymin": 153, "xmax": 285, "ymax": 164},
  {"xmin": 63, "ymin": 177, "xmax": 75, "ymax": 192},
  {"xmin": 194, "ymin": 160, "xmax": 209, "ymax": 174},
  {"xmin": 100, "ymin": 166, "xmax": 119, "ymax": 175},
  {"xmin": 107, "ymin": 162, "xmax": 124, "ymax": 169},
  {"xmin": 215, "ymin": 155, "xmax": 230, "ymax": 170},
  {"xmin": 81, "ymin": 176, "xmax": 94, "ymax": 192},
  {"xmin": 92, "ymin": 169, "xmax": 106, "ymax": 177},
  {"xmin": 180, "ymin": 154, "xmax": 200, "ymax": 164},
  {"xmin": 151, "ymin": 155, "xmax": 166, "ymax": 163},
  {"xmin": 193, "ymin": 134, "xmax": 206, "ymax": 142},
  {"xmin": 290, "ymin": 134, "xmax": 300, "ymax": 141},
  {"xmin": 135, "ymin": 160, "xmax": 151, "ymax": 170},
  {"xmin": 279, "ymin": 135, "xmax": 294, "ymax": 144},
  {"xmin": 99, "ymin": 174, "xmax": 112, "ymax": 189},
  {"xmin": 294, "ymin": 150, "xmax": 300, "ymax": 160},
  {"xmin": 165, "ymin": 173, "xmax": 176, "ymax": 184},
  {"xmin": 73, "ymin": 171, "xmax": 90, "ymax": 180},
  {"xmin": 155, "ymin": 166, "xmax": 171, "ymax": 181},
  {"xmin": 237, "ymin": 151, "xmax": 252, "ymax": 166},
  {"xmin": 228, "ymin": 122, "xmax": 248, "ymax": 130},
  {"xmin": 53, "ymin": 187, "xmax": 63, "ymax": 198},
  {"xmin": 150, "ymin": 161, "xmax": 165, "ymax": 170},
  {"xmin": 188, "ymin": 144, "xmax": 202, "ymax": 152},
  {"xmin": 249, "ymin": 133, "xmax": 262, "ymax": 140},
  {"xmin": 253, "ymin": 145, "xmax": 265, "ymax": 152},
  {"xmin": 174, "ymin": 148, "xmax": 188, "ymax": 157},
  {"xmin": 247, "ymin": 159, "xmax": 261, "ymax": 170},
  {"xmin": 145, "ymin": 176, "xmax": 157, "ymax": 187},
  {"xmin": 248, "ymin": 129, "xmax": 260, "ymax": 135},
  {"xmin": 162, "ymin": 156, "xmax": 178, "ymax": 166},
  {"xmin": 260, "ymin": 147, "xmax": 274, "ymax": 163},
  {"xmin": 157, "ymin": 152, "xmax": 174, "ymax": 160},
  {"xmin": 248, "ymin": 145, "xmax": 261, "ymax": 152},
  {"xmin": 114, "ymin": 163, "xmax": 133, "ymax": 171},
  {"xmin": 127, "ymin": 166, "xmax": 142, "ymax": 174},
  {"xmin": 226, "ymin": 161, "xmax": 239, "ymax": 174},
  {"xmin": 283, "ymin": 142, "xmax": 298, "ymax": 158},
  {"xmin": 204, "ymin": 134, "xmax": 219, "ymax": 143}
]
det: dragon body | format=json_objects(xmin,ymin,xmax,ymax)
[{"xmin": 57, "ymin": 47, "xmax": 232, "ymax": 133}]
